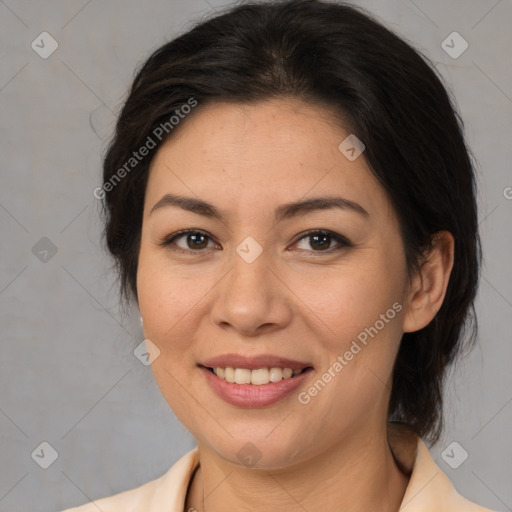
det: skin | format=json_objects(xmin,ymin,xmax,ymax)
[{"xmin": 137, "ymin": 97, "xmax": 454, "ymax": 512}]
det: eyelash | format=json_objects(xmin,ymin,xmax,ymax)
[{"xmin": 159, "ymin": 229, "xmax": 352, "ymax": 255}]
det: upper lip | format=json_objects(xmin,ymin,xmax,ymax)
[{"xmin": 200, "ymin": 353, "xmax": 312, "ymax": 371}]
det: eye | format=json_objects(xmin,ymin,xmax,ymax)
[
  {"xmin": 293, "ymin": 230, "xmax": 352, "ymax": 253},
  {"xmin": 160, "ymin": 228, "xmax": 351, "ymax": 255},
  {"xmin": 159, "ymin": 229, "xmax": 218, "ymax": 253}
]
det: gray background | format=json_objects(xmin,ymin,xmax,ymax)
[{"xmin": 0, "ymin": 0, "xmax": 511, "ymax": 511}]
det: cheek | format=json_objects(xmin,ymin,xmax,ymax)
[
  {"xmin": 297, "ymin": 253, "xmax": 405, "ymax": 400},
  {"xmin": 301, "ymin": 305, "xmax": 404, "ymax": 434},
  {"xmin": 295, "ymin": 254, "xmax": 405, "ymax": 345},
  {"xmin": 136, "ymin": 247, "xmax": 203, "ymax": 422},
  {"xmin": 137, "ymin": 245, "xmax": 203, "ymax": 340}
]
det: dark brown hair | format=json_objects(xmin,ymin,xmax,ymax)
[{"xmin": 100, "ymin": 0, "xmax": 481, "ymax": 444}]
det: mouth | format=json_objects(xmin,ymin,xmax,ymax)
[{"xmin": 198, "ymin": 354, "xmax": 314, "ymax": 408}]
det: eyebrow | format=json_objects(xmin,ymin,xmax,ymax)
[{"xmin": 150, "ymin": 193, "xmax": 369, "ymax": 222}]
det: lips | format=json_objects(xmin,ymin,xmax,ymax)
[{"xmin": 198, "ymin": 353, "xmax": 314, "ymax": 408}]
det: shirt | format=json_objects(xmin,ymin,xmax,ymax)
[{"xmin": 62, "ymin": 425, "xmax": 496, "ymax": 511}]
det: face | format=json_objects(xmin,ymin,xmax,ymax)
[{"xmin": 137, "ymin": 98, "xmax": 413, "ymax": 469}]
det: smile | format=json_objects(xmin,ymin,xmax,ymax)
[
  {"xmin": 207, "ymin": 366, "xmax": 307, "ymax": 385},
  {"xmin": 198, "ymin": 354, "xmax": 314, "ymax": 407}
]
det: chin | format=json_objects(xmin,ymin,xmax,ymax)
[{"xmin": 194, "ymin": 426, "xmax": 315, "ymax": 471}]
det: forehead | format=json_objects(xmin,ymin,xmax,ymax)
[{"xmin": 145, "ymin": 98, "xmax": 390, "ymax": 220}]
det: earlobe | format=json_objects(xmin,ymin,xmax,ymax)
[{"xmin": 402, "ymin": 231, "xmax": 455, "ymax": 333}]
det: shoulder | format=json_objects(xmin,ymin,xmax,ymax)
[
  {"xmin": 60, "ymin": 447, "xmax": 199, "ymax": 512},
  {"xmin": 388, "ymin": 424, "xmax": 497, "ymax": 512}
]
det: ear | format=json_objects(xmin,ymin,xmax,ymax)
[{"xmin": 402, "ymin": 231, "xmax": 455, "ymax": 333}]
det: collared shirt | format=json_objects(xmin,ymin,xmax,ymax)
[{"xmin": 62, "ymin": 426, "xmax": 496, "ymax": 511}]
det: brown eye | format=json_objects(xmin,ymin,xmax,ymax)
[
  {"xmin": 309, "ymin": 232, "xmax": 331, "ymax": 251},
  {"xmin": 160, "ymin": 228, "xmax": 351, "ymax": 255},
  {"xmin": 294, "ymin": 230, "xmax": 352, "ymax": 253},
  {"xmin": 160, "ymin": 230, "xmax": 217, "ymax": 252},
  {"xmin": 183, "ymin": 232, "xmax": 209, "ymax": 250}
]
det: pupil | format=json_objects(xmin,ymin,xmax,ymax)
[
  {"xmin": 189, "ymin": 234, "xmax": 207, "ymax": 249},
  {"xmin": 311, "ymin": 234, "xmax": 329, "ymax": 250}
]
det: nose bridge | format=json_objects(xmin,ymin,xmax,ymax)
[
  {"xmin": 226, "ymin": 238, "xmax": 272, "ymax": 305},
  {"xmin": 211, "ymin": 237, "xmax": 290, "ymax": 334}
]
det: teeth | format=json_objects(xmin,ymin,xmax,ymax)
[
  {"xmin": 282, "ymin": 368, "xmax": 293, "ymax": 379},
  {"xmin": 224, "ymin": 367, "xmax": 236, "ymax": 383},
  {"xmin": 251, "ymin": 368, "xmax": 269, "ymax": 385},
  {"xmin": 269, "ymin": 367, "xmax": 283, "ymax": 382},
  {"xmin": 234, "ymin": 368, "xmax": 251, "ymax": 384},
  {"xmin": 212, "ymin": 366, "xmax": 304, "ymax": 385}
]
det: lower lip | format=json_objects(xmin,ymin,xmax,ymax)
[{"xmin": 200, "ymin": 366, "xmax": 313, "ymax": 408}]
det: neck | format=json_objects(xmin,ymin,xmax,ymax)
[{"xmin": 185, "ymin": 423, "xmax": 410, "ymax": 512}]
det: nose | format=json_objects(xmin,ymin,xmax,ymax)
[{"xmin": 210, "ymin": 243, "xmax": 293, "ymax": 337}]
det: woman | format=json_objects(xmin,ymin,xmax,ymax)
[{"xmin": 63, "ymin": 0, "xmax": 495, "ymax": 510}]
